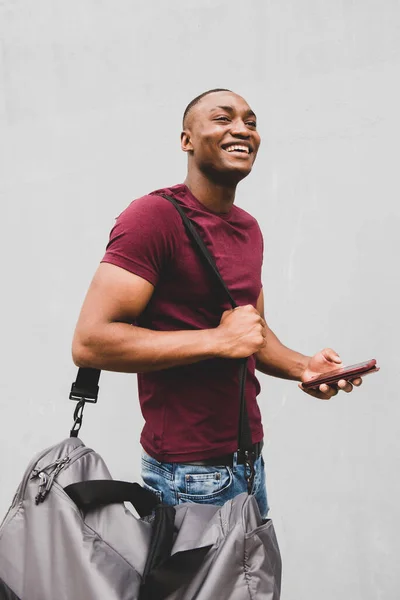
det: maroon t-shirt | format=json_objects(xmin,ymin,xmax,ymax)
[{"xmin": 102, "ymin": 184, "xmax": 264, "ymax": 461}]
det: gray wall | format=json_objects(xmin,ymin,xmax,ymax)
[{"xmin": 0, "ymin": 1, "xmax": 398, "ymax": 598}]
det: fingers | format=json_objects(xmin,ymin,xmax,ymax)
[
  {"xmin": 298, "ymin": 383, "xmax": 337, "ymax": 400},
  {"xmin": 318, "ymin": 383, "xmax": 339, "ymax": 398},
  {"xmin": 240, "ymin": 305, "xmax": 266, "ymax": 336},
  {"xmin": 321, "ymin": 348, "xmax": 342, "ymax": 365},
  {"xmin": 234, "ymin": 304, "xmax": 258, "ymax": 312},
  {"xmin": 337, "ymin": 379, "xmax": 353, "ymax": 393},
  {"xmin": 299, "ymin": 377, "xmax": 363, "ymax": 400},
  {"xmin": 337, "ymin": 377, "xmax": 363, "ymax": 392},
  {"xmin": 260, "ymin": 317, "xmax": 267, "ymax": 337}
]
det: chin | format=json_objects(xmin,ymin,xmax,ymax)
[
  {"xmin": 200, "ymin": 159, "xmax": 254, "ymax": 185},
  {"xmin": 224, "ymin": 164, "xmax": 253, "ymax": 182}
]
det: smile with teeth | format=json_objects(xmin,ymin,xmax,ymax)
[{"xmin": 224, "ymin": 144, "xmax": 250, "ymax": 154}]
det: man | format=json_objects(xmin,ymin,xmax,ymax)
[{"xmin": 72, "ymin": 89, "xmax": 361, "ymax": 518}]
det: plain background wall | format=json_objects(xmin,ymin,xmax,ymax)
[{"xmin": 0, "ymin": 1, "xmax": 398, "ymax": 598}]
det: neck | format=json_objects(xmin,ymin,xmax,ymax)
[{"xmin": 184, "ymin": 170, "xmax": 237, "ymax": 214}]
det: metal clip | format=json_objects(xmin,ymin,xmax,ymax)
[
  {"xmin": 70, "ymin": 400, "xmax": 86, "ymax": 438},
  {"xmin": 244, "ymin": 451, "xmax": 256, "ymax": 494},
  {"xmin": 34, "ymin": 457, "xmax": 70, "ymax": 505},
  {"xmin": 35, "ymin": 472, "xmax": 48, "ymax": 505}
]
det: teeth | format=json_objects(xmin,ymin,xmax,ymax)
[{"xmin": 225, "ymin": 145, "xmax": 249, "ymax": 154}]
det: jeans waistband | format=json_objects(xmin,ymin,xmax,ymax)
[{"xmin": 180, "ymin": 440, "xmax": 264, "ymax": 468}]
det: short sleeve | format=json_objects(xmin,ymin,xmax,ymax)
[{"xmin": 101, "ymin": 195, "xmax": 181, "ymax": 286}]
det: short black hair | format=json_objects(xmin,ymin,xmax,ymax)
[{"xmin": 182, "ymin": 88, "xmax": 232, "ymax": 128}]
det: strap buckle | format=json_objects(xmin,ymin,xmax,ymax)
[
  {"xmin": 69, "ymin": 369, "xmax": 101, "ymax": 438},
  {"xmin": 69, "ymin": 382, "xmax": 98, "ymax": 403}
]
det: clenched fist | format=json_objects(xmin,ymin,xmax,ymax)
[{"xmin": 214, "ymin": 304, "xmax": 267, "ymax": 359}]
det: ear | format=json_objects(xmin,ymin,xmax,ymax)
[{"xmin": 181, "ymin": 130, "xmax": 194, "ymax": 153}]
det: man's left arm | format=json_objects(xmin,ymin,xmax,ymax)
[{"xmin": 255, "ymin": 290, "xmax": 362, "ymax": 400}]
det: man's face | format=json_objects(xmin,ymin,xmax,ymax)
[{"xmin": 182, "ymin": 91, "xmax": 261, "ymax": 184}]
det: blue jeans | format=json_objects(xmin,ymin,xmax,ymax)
[{"xmin": 141, "ymin": 450, "xmax": 269, "ymax": 519}]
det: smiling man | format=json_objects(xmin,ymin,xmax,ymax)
[{"xmin": 72, "ymin": 89, "xmax": 361, "ymax": 517}]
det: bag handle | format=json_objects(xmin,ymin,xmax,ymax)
[
  {"xmin": 65, "ymin": 480, "xmax": 211, "ymax": 598},
  {"xmin": 64, "ymin": 479, "xmax": 159, "ymax": 518}
]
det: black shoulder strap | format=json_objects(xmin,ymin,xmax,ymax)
[
  {"xmin": 159, "ymin": 194, "xmax": 253, "ymax": 453},
  {"xmin": 160, "ymin": 194, "xmax": 237, "ymax": 309},
  {"xmin": 70, "ymin": 193, "xmax": 254, "ymax": 452}
]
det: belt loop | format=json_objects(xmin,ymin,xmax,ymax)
[{"xmin": 232, "ymin": 451, "xmax": 238, "ymax": 473}]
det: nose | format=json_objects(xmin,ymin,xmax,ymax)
[{"xmin": 230, "ymin": 117, "xmax": 250, "ymax": 138}]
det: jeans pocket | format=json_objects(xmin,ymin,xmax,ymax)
[
  {"xmin": 141, "ymin": 452, "xmax": 173, "ymax": 480},
  {"xmin": 141, "ymin": 456, "xmax": 165, "ymax": 503},
  {"xmin": 176, "ymin": 465, "xmax": 234, "ymax": 504},
  {"xmin": 141, "ymin": 480, "xmax": 163, "ymax": 503}
]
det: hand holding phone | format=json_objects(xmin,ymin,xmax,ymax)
[{"xmin": 301, "ymin": 359, "xmax": 379, "ymax": 390}]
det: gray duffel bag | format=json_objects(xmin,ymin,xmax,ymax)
[
  {"xmin": 0, "ymin": 436, "xmax": 281, "ymax": 600},
  {"xmin": 0, "ymin": 196, "xmax": 281, "ymax": 599}
]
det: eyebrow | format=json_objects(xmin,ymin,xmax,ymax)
[{"xmin": 211, "ymin": 105, "xmax": 257, "ymax": 120}]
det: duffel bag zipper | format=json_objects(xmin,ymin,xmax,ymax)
[
  {"xmin": 33, "ymin": 457, "xmax": 70, "ymax": 505},
  {"xmin": 0, "ymin": 442, "xmax": 88, "ymax": 532},
  {"xmin": 13, "ymin": 442, "xmax": 85, "ymax": 508},
  {"xmin": 31, "ymin": 446, "xmax": 93, "ymax": 505}
]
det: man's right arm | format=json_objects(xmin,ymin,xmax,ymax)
[{"xmin": 72, "ymin": 262, "xmax": 266, "ymax": 373}]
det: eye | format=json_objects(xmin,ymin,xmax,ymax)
[
  {"xmin": 214, "ymin": 116, "xmax": 230, "ymax": 122},
  {"xmin": 246, "ymin": 121, "xmax": 257, "ymax": 128}
]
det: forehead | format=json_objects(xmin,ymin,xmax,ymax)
[{"xmin": 193, "ymin": 91, "xmax": 254, "ymax": 120}]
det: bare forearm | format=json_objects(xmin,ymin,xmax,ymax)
[
  {"xmin": 255, "ymin": 327, "xmax": 309, "ymax": 381},
  {"xmin": 72, "ymin": 322, "xmax": 220, "ymax": 373}
]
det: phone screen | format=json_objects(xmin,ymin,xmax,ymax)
[
  {"xmin": 311, "ymin": 360, "xmax": 375, "ymax": 379},
  {"xmin": 302, "ymin": 359, "xmax": 377, "ymax": 389}
]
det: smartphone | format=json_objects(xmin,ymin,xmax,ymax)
[{"xmin": 302, "ymin": 359, "xmax": 379, "ymax": 390}]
